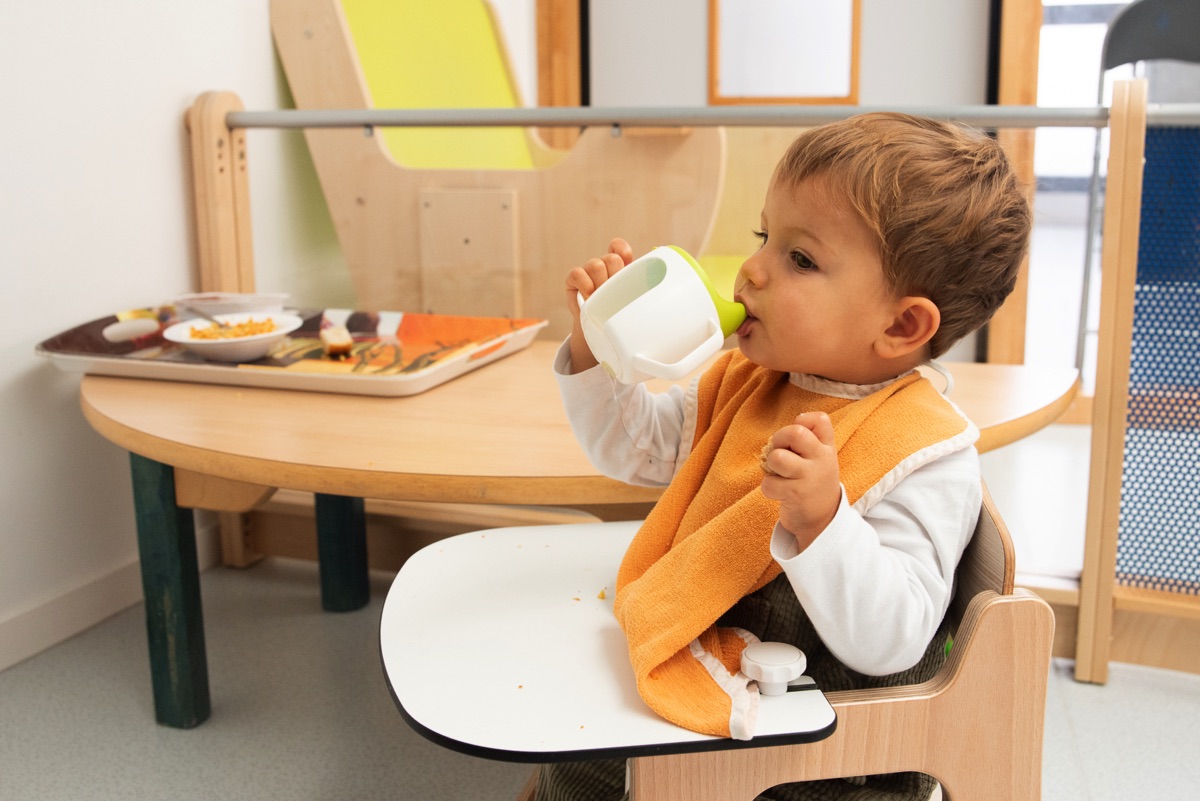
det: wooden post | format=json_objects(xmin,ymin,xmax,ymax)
[
  {"xmin": 185, "ymin": 91, "xmax": 256, "ymax": 293},
  {"xmin": 184, "ymin": 92, "xmax": 263, "ymax": 573},
  {"xmin": 536, "ymin": 0, "xmax": 582, "ymax": 150},
  {"xmin": 1075, "ymin": 80, "xmax": 1147, "ymax": 684}
]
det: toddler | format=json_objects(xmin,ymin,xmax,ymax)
[{"xmin": 545, "ymin": 112, "xmax": 1031, "ymax": 801}]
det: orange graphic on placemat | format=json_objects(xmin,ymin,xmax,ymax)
[{"xmin": 267, "ymin": 313, "xmax": 542, "ymax": 377}]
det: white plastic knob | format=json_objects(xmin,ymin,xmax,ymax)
[{"xmin": 741, "ymin": 642, "xmax": 807, "ymax": 697}]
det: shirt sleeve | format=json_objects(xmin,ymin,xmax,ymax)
[
  {"xmin": 769, "ymin": 446, "xmax": 982, "ymax": 676},
  {"xmin": 552, "ymin": 339, "xmax": 698, "ymax": 487}
]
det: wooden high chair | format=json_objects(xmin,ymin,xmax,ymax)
[
  {"xmin": 379, "ymin": 485, "xmax": 1054, "ymax": 801},
  {"xmin": 572, "ymin": 489, "xmax": 1052, "ymax": 800},
  {"xmin": 268, "ymin": 0, "xmax": 726, "ymax": 340}
]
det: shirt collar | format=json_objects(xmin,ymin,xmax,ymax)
[{"xmin": 787, "ymin": 370, "xmax": 917, "ymax": 400}]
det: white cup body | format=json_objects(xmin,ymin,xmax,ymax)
[{"xmin": 579, "ymin": 247, "xmax": 723, "ymax": 383}]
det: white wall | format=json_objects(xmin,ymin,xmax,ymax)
[
  {"xmin": 0, "ymin": 0, "xmax": 345, "ymax": 672},
  {"xmin": 591, "ymin": 0, "xmax": 992, "ymax": 106},
  {"xmin": 490, "ymin": 0, "xmax": 538, "ymax": 105},
  {"xmin": 0, "ymin": 0, "xmax": 995, "ymax": 672}
]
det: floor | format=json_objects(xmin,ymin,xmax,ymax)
[
  {"xmin": 0, "ymin": 563, "xmax": 532, "ymax": 801},
  {"xmin": 980, "ymin": 422, "xmax": 1094, "ymax": 589},
  {"xmin": 3, "ymin": 451, "xmax": 1200, "ymax": 801}
]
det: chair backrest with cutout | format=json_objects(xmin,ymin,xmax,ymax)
[{"xmin": 1102, "ymin": 0, "xmax": 1200, "ymax": 72}]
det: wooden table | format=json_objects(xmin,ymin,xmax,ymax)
[{"xmin": 79, "ymin": 341, "xmax": 1079, "ymax": 727}]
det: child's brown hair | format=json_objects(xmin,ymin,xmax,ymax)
[{"xmin": 774, "ymin": 112, "xmax": 1031, "ymax": 358}]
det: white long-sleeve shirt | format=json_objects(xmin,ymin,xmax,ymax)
[{"xmin": 553, "ymin": 342, "xmax": 981, "ymax": 676}]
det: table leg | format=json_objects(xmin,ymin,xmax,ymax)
[
  {"xmin": 314, "ymin": 494, "xmax": 369, "ymax": 612},
  {"xmin": 129, "ymin": 454, "xmax": 211, "ymax": 728}
]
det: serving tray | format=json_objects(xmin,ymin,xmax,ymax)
[{"xmin": 37, "ymin": 306, "xmax": 548, "ymax": 397}]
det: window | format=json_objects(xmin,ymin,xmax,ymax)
[{"xmin": 1026, "ymin": 2, "xmax": 1132, "ymax": 388}]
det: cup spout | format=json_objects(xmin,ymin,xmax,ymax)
[{"xmin": 667, "ymin": 246, "xmax": 747, "ymax": 337}]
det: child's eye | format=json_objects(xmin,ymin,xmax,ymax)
[
  {"xmin": 752, "ymin": 229, "xmax": 767, "ymax": 248},
  {"xmin": 790, "ymin": 251, "xmax": 817, "ymax": 272}
]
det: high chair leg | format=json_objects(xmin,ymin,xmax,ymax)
[{"xmin": 515, "ymin": 767, "xmax": 538, "ymax": 801}]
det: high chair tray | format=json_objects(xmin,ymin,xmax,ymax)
[
  {"xmin": 380, "ymin": 521, "xmax": 837, "ymax": 763},
  {"xmin": 37, "ymin": 306, "xmax": 548, "ymax": 397}
]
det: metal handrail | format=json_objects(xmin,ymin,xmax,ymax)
[{"xmin": 226, "ymin": 103, "xmax": 1200, "ymax": 130}]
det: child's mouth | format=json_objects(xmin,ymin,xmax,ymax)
[{"xmin": 736, "ymin": 315, "xmax": 756, "ymax": 338}]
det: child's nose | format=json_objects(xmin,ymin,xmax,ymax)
[{"xmin": 738, "ymin": 252, "xmax": 766, "ymax": 288}]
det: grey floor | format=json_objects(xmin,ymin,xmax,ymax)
[
  {"xmin": 0, "ymin": 562, "xmax": 532, "ymax": 801},
  {"xmin": 3, "ymin": 492, "xmax": 1200, "ymax": 800}
]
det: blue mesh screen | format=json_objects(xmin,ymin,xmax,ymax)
[{"xmin": 1115, "ymin": 126, "xmax": 1200, "ymax": 594}]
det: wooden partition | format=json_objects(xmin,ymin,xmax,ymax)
[
  {"xmin": 1073, "ymin": 79, "xmax": 1200, "ymax": 682},
  {"xmin": 269, "ymin": 0, "xmax": 725, "ymax": 342}
]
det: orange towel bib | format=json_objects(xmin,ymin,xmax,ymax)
[{"xmin": 613, "ymin": 351, "xmax": 975, "ymax": 739}]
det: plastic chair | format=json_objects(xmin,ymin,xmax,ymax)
[
  {"xmin": 1077, "ymin": 0, "xmax": 1200, "ymax": 369},
  {"xmin": 1076, "ymin": 78, "xmax": 1200, "ymax": 683},
  {"xmin": 492, "ymin": 486, "xmax": 1054, "ymax": 800},
  {"xmin": 269, "ymin": 0, "xmax": 725, "ymax": 340}
]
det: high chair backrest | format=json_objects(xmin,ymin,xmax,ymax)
[
  {"xmin": 949, "ymin": 482, "xmax": 1016, "ymax": 628},
  {"xmin": 339, "ymin": 0, "xmax": 536, "ymax": 169}
]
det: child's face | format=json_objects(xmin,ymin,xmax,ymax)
[{"xmin": 734, "ymin": 175, "xmax": 901, "ymax": 384}]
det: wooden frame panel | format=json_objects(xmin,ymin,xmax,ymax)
[
  {"xmin": 535, "ymin": 0, "xmax": 581, "ymax": 149},
  {"xmin": 707, "ymin": 0, "xmax": 860, "ymax": 106},
  {"xmin": 269, "ymin": 0, "xmax": 725, "ymax": 341}
]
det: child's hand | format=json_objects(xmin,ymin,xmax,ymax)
[
  {"xmin": 760, "ymin": 412, "xmax": 840, "ymax": 551},
  {"xmin": 565, "ymin": 238, "xmax": 635, "ymax": 373},
  {"xmin": 566, "ymin": 238, "xmax": 635, "ymax": 314}
]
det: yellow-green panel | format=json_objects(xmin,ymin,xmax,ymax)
[{"xmin": 341, "ymin": 0, "xmax": 533, "ymax": 169}]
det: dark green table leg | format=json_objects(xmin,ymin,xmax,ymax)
[
  {"xmin": 314, "ymin": 494, "xmax": 369, "ymax": 612},
  {"xmin": 129, "ymin": 454, "xmax": 211, "ymax": 728}
]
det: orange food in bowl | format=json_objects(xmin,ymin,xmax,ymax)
[{"xmin": 189, "ymin": 318, "xmax": 278, "ymax": 340}]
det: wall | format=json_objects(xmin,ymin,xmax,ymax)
[
  {"xmin": 0, "ymin": 0, "xmax": 347, "ymax": 672},
  {"xmin": 0, "ymin": 0, "xmax": 994, "ymax": 672},
  {"xmin": 591, "ymin": 0, "xmax": 991, "ymax": 106}
]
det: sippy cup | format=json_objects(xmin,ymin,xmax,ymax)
[{"xmin": 578, "ymin": 246, "xmax": 746, "ymax": 384}]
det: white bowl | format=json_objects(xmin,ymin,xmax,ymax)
[
  {"xmin": 163, "ymin": 313, "xmax": 304, "ymax": 363},
  {"xmin": 173, "ymin": 292, "xmax": 289, "ymax": 316}
]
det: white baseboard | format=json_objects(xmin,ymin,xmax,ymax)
[
  {"xmin": 0, "ymin": 559, "xmax": 144, "ymax": 673},
  {"xmin": 0, "ymin": 512, "xmax": 244, "ymax": 673}
]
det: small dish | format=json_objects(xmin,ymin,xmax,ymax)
[
  {"xmin": 163, "ymin": 313, "xmax": 304, "ymax": 363},
  {"xmin": 173, "ymin": 292, "xmax": 289, "ymax": 316}
]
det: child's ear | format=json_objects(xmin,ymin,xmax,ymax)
[{"xmin": 875, "ymin": 297, "xmax": 940, "ymax": 359}]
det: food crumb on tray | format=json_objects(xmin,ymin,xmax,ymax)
[{"xmin": 321, "ymin": 325, "xmax": 353, "ymax": 357}]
